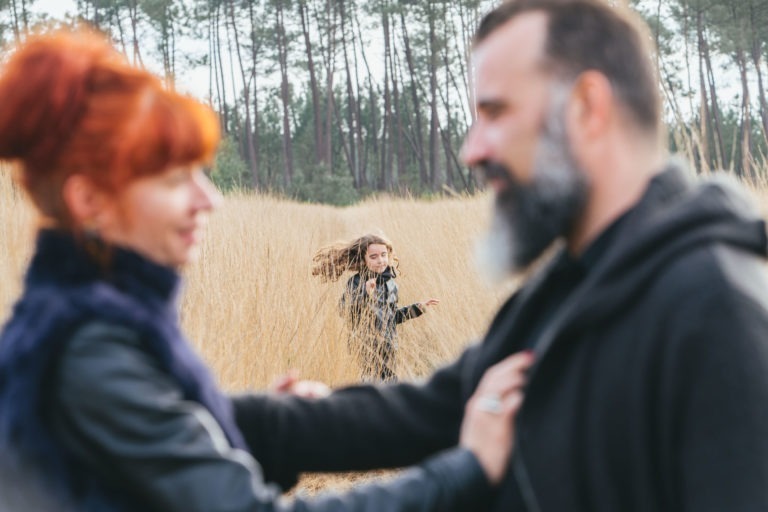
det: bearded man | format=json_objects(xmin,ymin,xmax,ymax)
[{"xmin": 235, "ymin": 1, "xmax": 768, "ymax": 510}]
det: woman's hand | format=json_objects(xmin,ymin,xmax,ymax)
[
  {"xmin": 270, "ymin": 370, "xmax": 332, "ymax": 399},
  {"xmin": 459, "ymin": 351, "xmax": 534, "ymax": 485}
]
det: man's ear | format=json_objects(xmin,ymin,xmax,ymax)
[
  {"xmin": 62, "ymin": 174, "xmax": 108, "ymax": 228},
  {"xmin": 567, "ymin": 70, "xmax": 614, "ymax": 142}
]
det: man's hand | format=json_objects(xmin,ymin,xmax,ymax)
[{"xmin": 460, "ymin": 351, "xmax": 534, "ymax": 484}]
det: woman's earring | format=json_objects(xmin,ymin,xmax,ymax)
[
  {"xmin": 81, "ymin": 217, "xmax": 111, "ymax": 265},
  {"xmin": 83, "ymin": 219, "xmax": 100, "ymax": 240}
]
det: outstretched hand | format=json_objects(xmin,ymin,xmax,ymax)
[
  {"xmin": 459, "ymin": 351, "xmax": 534, "ymax": 485},
  {"xmin": 270, "ymin": 370, "xmax": 332, "ymax": 399},
  {"xmin": 419, "ymin": 298, "xmax": 440, "ymax": 309}
]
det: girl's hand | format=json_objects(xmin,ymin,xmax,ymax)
[
  {"xmin": 459, "ymin": 351, "xmax": 534, "ymax": 485},
  {"xmin": 365, "ymin": 278, "xmax": 377, "ymax": 296},
  {"xmin": 270, "ymin": 370, "xmax": 332, "ymax": 399},
  {"xmin": 420, "ymin": 298, "xmax": 440, "ymax": 309}
]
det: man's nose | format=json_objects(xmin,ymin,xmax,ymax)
[{"xmin": 459, "ymin": 124, "xmax": 488, "ymax": 168}]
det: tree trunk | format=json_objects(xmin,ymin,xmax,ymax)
[
  {"xmin": 213, "ymin": 2, "xmax": 229, "ymax": 132},
  {"xmin": 227, "ymin": 0, "xmax": 258, "ymax": 187},
  {"xmin": 248, "ymin": 1, "xmax": 262, "ymax": 185},
  {"xmin": 114, "ymin": 7, "xmax": 129, "ymax": 56},
  {"xmin": 381, "ymin": 8, "xmax": 393, "ymax": 190},
  {"xmin": 696, "ymin": 23, "xmax": 711, "ymax": 173},
  {"xmin": 400, "ymin": 11, "xmax": 428, "ymax": 188},
  {"xmin": 748, "ymin": 4, "xmax": 768, "ymax": 151},
  {"xmin": 390, "ymin": 17, "xmax": 403, "ymax": 190},
  {"xmin": 299, "ymin": 1, "xmax": 324, "ymax": 167},
  {"xmin": 128, "ymin": 0, "xmax": 144, "ymax": 67},
  {"xmin": 427, "ymin": 1, "xmax": 443, "ymax": 190},
  {"xmin": 19, "ymin": 0, "xmax": 28, "ymax": 32},
  {"xmin": 736, "ymin": 45, "xmax": 752, "ymax": 179},
  {"xmin": 275, "ymin": 3, "xmax": 294, "ymax": 187},
  {"xmin": 353, "ymin": 8, "xmax": 377, "ymax": 188},
  {"xmin": 9, "ymin": 0, "xmax": 21, "ymax": 42},
  {"xmin": 701, "ymin": 22, "xmax": 726, "ymax": 170},
  {"xmin": 340, "ymin": 0, "xmax": 360, "ymax": 186}
]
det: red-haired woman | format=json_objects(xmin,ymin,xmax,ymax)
[{"xmin": 0, "ymin": 29, "xmax": 530, "ymax": 512}]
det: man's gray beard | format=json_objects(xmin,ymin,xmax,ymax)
[{"xmin": 475, "ymin": 87, "xmax": 589, "ymax": 284}]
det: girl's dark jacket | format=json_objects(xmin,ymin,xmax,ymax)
[
  {"xmin": 0, "ymin": 230, "xmax": 490, "ymax": 512},
  {"xmin": 234, "ymin": 162, "xmax": 768, "ymax": 512},
  {"xmin": 339, "ymin": 268, "xmax": 424, "ymax": 347}
]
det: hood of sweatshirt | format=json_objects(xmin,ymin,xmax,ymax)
[{"xmin": 565, "ymin": 160, "xmax": 768, "ymax": 328}]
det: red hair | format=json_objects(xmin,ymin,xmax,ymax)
[{"xmin": 0, "ymin": 28, "xmax": 220, "ymax": 224}]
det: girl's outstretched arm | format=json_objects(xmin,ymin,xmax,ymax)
[{"xmin": 394, "ymin": 298, "xmax": 439, "ymax": 324}]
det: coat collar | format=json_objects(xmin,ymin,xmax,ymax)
[{"xmin": 26, "ymin": 229, "xmax": 180, "ymax": 306}]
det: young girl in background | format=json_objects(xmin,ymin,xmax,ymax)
[{"xmin": 313, "ymin": 234, "xmax": 439, "ymax": 381}]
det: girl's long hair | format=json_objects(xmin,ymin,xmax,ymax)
[{"xmin": 312, "ymin": 233, "xmax": 399, "ymax": 282}]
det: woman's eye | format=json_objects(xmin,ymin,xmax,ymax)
[{"xmin": 164, "ymin": 169, "xmax": 190, "ymax": 186}]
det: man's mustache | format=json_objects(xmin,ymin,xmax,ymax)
[{"xmin": 475, "ymin": 161, "xmax": 512, "ymax": 184}]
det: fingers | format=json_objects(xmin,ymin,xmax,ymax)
[
  {"xmin": 270, "ymin": 371, "xmax": 332, "ymax": 399},
  {"xmin": 291, "ymin": 380, "xmax": 332, "ymax": 399},
  {"xmin": 459, "ymin": 351, "xmax": 534, "ymax": 485},
  {"xmin": 465, "ymin": 351, "xmax": 533, "ymax": 428},
  {"xmin": 473, "ymin": 350, "xmax": 534, "ymax": 399},
  {"xmin": 270, "ymin": 369, "xmax": 299, "ymax": 392}
]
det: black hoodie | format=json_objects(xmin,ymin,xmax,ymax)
[{"xmin": 235, "ymin": 161, "xmax": 768, "ymax": 512}]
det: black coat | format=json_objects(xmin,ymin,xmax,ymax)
[{"xmin": 235, "ymin": 164, "xmax": 768, "ymax": 512}]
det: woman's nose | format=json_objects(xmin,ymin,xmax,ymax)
[{"xmin": 193, "ymin": 172, "xmax": 222, "ymax": 211}]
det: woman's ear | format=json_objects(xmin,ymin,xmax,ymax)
[{"xmin": 62, "ymin": 174, "xmax": 109, "ymax": 229}]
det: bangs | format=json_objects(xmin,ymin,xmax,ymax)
[{"xmin": 118, "ymin": 88, "xmax": 220, "ymax": 184}]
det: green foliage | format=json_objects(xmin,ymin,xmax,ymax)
[
  {"xmin": 290, "ymin": 165, "xmax": 360, "ymax": 206},
  {"xmin": 210, "ymin": 136, "xmax": 250, "ymax": 192}
]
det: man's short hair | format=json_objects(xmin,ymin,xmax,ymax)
[{"xmin": 475, "ymin": 0, "xmax": 661, "ymax": 136}]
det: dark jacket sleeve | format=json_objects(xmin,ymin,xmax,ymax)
[
  {"xmin": 233, "ymin": 343, "xmax": 482, "ymax": 487},
  {"xmin": 394, "ymin": 303, "xmax": 424, "ymax": 324},
  {"xmin": 51, "ymin": 322, "xmax": 491, "ymax": 512}
]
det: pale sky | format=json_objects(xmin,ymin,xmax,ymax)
[
  {"xmin": 28, "ymin": 0, "xmax": 210, "ymax": 98},
  {"xmin": 32, "ymin": 0, "xmax": 76, "ymax": 19}
]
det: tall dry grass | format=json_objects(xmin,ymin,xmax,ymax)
[
  {"xmin": 0, "ymin": 169, "xmax": 36, "ymax": 318},
  {"xmin": 0, "ymin": 168, "xmax": 512, "ymax": 392}
]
